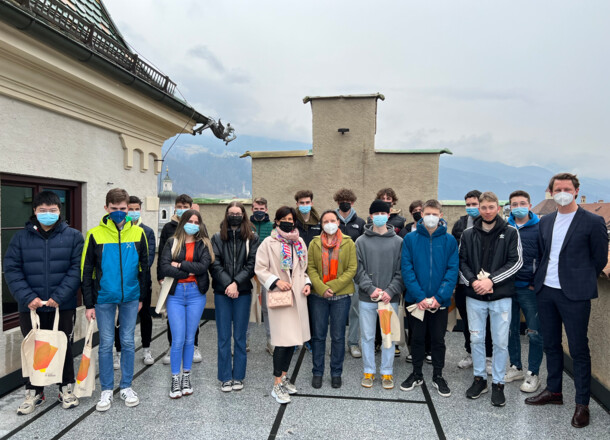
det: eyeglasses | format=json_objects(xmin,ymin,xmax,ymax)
[{"xmin": 37, "ymin": 209, "xmax": 60, "ymax": 214}]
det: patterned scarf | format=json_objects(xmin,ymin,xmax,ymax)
[
  {"xmin": 272, "ymin": 228, "xmax": 306, "ymax": 271},
  {"xmin": 321, "ymin": 231, "xmax": 342, "ymax": 283}
]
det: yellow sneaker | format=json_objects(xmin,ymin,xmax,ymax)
[
  {"xmin": 382, "ymin": 375, "xmax": 394, "ymax": 389},
  {"xmin": 361, "ymin": 373, "xmax": 375, "ymax": 388}
]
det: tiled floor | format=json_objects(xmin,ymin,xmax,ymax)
[{"xmin": 1, "ymin": 319, "xmax": 609, "ymax": 440}]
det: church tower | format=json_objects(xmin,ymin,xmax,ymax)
[{"xmin": 158, "ymin": 167, "xmax": 177, "ymax": 237}]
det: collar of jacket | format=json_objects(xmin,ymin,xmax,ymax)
[
  {"xmin": 295, "ymin": 207, "xmax": 320, "ymax": 226},
  {"xmin": 26, "ymin": 216, "xmax": 66, "ymax": 237},
  {"xmin": 100, "ymin": 214, "xmax": 134, "ymax": 234},
  {"xmin": 310, "ymin": 232, "xmax": 351, "ymax": 249},
  {"xmin": 336, "ymin": 207, "xmax": 357, "ymax": 224},
  {"xmin": 250, "ymin": 212, "xmax": 271, "ymax": 223},
  {"xmin": 508, "ymin": 211, "xmax": 540, "ymax": 229},
  {"xmin": 473, "ymin": 215, "xmax": 506, "ymax": 233}
]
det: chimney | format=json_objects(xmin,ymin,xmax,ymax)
[
  {"xmin": 581, "ymin": 195, "xmax": 587, "ymax": 204},
  {"xmin": 544, "ymin": 189, "xmax": 552, "ymax": 199},
  {"xmin": 598, "ymin": 200, "xmax": 604, "ymax": 203}
]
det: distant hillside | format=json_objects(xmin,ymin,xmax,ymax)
[{"xmin": 161, "ymin": 133, "xmax": 610, "ymax": 205}]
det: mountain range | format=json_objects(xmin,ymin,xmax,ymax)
[{"xmin": 161, "ymin": 133, "xmax": 610, "ymax": 206}]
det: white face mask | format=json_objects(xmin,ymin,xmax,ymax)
[
  {"xmin": 553, "ymin": 192, "xmax": 574, "ymax": 207},
  {"xmin": 323, "ymin": 223, "xmax": 339, "ymax": 235},
  {"xmin": 423, "ymin": 215, "xmax": 440, "ymax": 229}
]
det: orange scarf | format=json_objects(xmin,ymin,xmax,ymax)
[{"xmin": 321, "ymin": 232, "xmax": 342, "ymax": 283}]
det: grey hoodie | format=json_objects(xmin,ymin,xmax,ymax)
[{"xmin": 355, "ymin": 224, "xmax": 404, "ymax": 303}]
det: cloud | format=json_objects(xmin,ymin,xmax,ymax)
[
  {"xmin": 419, "ymin": 87, "xmax": 532, "ymax": 104},
  {"xmin": 187, "ymin": 45, "xmax": 251, "ymax": 84}
]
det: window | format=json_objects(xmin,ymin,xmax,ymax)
[
  {"xmin": 1, "ymin": 174, "xmax": 82, "ymax": 330},
  {"xmin": 161, "ymin": 209, "xmax": 167, "ymax": 220}
]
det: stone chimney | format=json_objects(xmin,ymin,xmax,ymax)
[
  {"xmin": 581, "ymin": 195, "xmax": 587, "ymax": 204},
  {"xmin": 545, "ymin": 189, "xmax": 552, "ymax": 199}
]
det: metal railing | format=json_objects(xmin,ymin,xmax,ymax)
[{"xmin": 18, "ymin": 0, "xmax": 176, "ymax": 95}]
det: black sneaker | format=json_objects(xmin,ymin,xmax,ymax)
[
  {"xmin": 466, "ymin": 376, "xmax": 488, "ymax": 399},
  {"xmin": 432, "ymin": 376, "xmax": 451, "ymax": 397},
  {"xmin": 491, "ymin": 383, "xmax": 506, "ymax": 407},
  {"xmin": 400, "ymin": 373, "xmax": 423, "ymax": 391},
  {"xmin": 312, "ymin": 376, "xmax": 322, "ymax": 389},
  {"xmin": 394, "ymin": 346, "xmax": 401, "ymax": 358}
]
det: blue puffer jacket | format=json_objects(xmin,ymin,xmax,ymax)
[
  {"xmin": 508, "ymin": 211, "xmax": 540, "ymax": 287},
  {"xmin": 401, "ymin": 219, "xmax": 459, "ymax": 307},
  {"xmin": 3, "ymin": 218, "xmax": 84, "ymax": 312}
]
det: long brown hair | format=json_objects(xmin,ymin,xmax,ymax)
[
  {"xmin": 220, "ymin": 201, "xmax": 255, "ymax": 241},
  {"xmin": 172, "ymin": 209, "xmax": 214, "ymax": 263}
]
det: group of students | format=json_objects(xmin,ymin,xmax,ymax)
[{"xmin": 4, "ymin": 172, "xmax": 607, "ymax": 429}]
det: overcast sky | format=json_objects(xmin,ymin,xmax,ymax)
[{"xmin": 104, "ymin": 0, "xmax": 610, "ymax": 179}]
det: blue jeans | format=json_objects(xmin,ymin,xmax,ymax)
[
  {"xmin": 167, "ymin": 282, "xmax": 206, "ymax": 375},
  {"xmin": 309, "ymin": 294, "xmax": 351, "ymax": 377},
  {"xmin": 96, "ymin": 300, "xmax": 139, "ymax": 390},
  {"xmin": 508, "ymin": 286, "xmax": 543, "ymax": 375},
  {"xmin": 347, "ymin": 284, "xmax": 360, "ymax": 347},
  {"xmin": 466, "ymin": 297, "xmax": 511, "ymax": 384},
  {"xmin": 215, "ymin": 293, "xmax": 250, "ymax": 382},
  {"xmin": 359, "ymin": 301, "xmax": 398, "ymax": 376}
]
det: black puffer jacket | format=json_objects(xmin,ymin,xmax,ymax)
[
  {"xmin": 211, "ymin": 230, "xmax": 259, "ymax": 295},
  {"xmin": 458, "ymin": 216, "xmax": 523, "ymax": 301},
  {"xmin": 159, "ymin": 238, "xmax": 212, "ymax": 295}
]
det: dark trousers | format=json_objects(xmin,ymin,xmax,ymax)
[
  {"xmin": 455, "ymin": 284, "xmax": 493, "ymax": 357},
  {"xmin": 273, "ymin": 346, "xmax": 295, "ymax": 378},
  {"xmin": 538, "ymin": 286, "xmax": 591, "ymax": 405},
  {"xmin": 405, "ymin": 302, "xmax": 431, "ymax": 353},
  {"xmin": 115, "ymin": 289, "xmax": 152, "ymax": 350},
  {"xmin": 20, "ymin": 309, "xmax": 76, "ymax": 393},
  {"xmin": 411, "ymin": 308, "xmax": 448, "ymax": 376}
]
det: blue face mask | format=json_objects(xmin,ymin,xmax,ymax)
[
  {"xmin": 109, "ymin": 210, "xmax": 127, "ymax": 224},
  {"xmin": 298, "ymin": 205, "xmax": 312, "ymax": 214},
  {"xmin": 372, "ymin": 214, "xmax": 388, "ymax": 227},
  {"xmin": 176, "ymin": 208, "xmax": 188, "ymax": 218},
  {"xmin": 184, "ymin": 223, "xmax": 199, "ymax": 236},
  {"xmin": 37, "ymin": 212, "xmax": 59, "ymax": 226},
  {"xmin": 128, "ymin": 211, "xmax": 140, "ymax": 221},
  {"xmin": 512, "ymin": 207, "xmax": 529, "ymax": 219},
  {"xmin": 466, "ymin": 207, "xmax": 479, "ymax": 218}
]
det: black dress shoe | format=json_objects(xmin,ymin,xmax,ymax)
[
  {"xmin": 571, "ymin": 404, "xmax": 589, "ymax": 428},
  {"xmin": 331, "ymin": 377, "xmax": 342, "ymax": 388},
  {"xmin": 312, "ymin": 376, "xmax": 323, "ymax": 389},
  {"xmin": 524, "ymin": 389, "xmax": 563, "ymax": 406}
]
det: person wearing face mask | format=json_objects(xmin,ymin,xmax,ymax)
[
  {"xmin": 4, "ymin": 191, "xmax": 84, "ymax": 415},
  {"xmin": 211, "ymin": 202, "xmax": 259, "ymax": 393},
  {"xmin": 114, "ymin": 196, "xmax": 156, "ymax": 368},
  {"xmin": 81, "ymin": 188, "xmax": 149, "ymax": 412},
  {"xmin": 294, "ymin": 190, "xmax": 321, "ymax": 247},
  {"xmin": 452, "ymin": 190, "xmax": 493, "ymax": 372},
  {"xmin": 525, "ymin": 173, "xmax": 608, "ymax": 429},
  {"xmin": 307, "ymin": 210, "xmax": 357, "ymax": 389},
  {"xmin": 356, "ymin": 200, "xmax": 405, "ymax": 390},
  {"xmin": 333, "ymin": 188, "xmax": 366, "ymax": 359},
  {"xmin": 400, "ymin": 200, "xmax": 458, "ymax": 398},
  {"xmin": 160, "ymin": 209, "xmax": 213, "ymax": 399},
  {"xmin": 459, "ymin": 191, "xmax": 523, "ymax": 408},
  {"xmin": 503, "ymin": 191, "xmax": 543, "ymax": 394},
  {"xmin": 157, "ymin": 194, "xmax": 206, "ymax": 365},
  {"xmin": 399, "ymin": 200, "xmax": 424, "ymax": 238},
  {"xmin": 374, "ymin": 188, "xmax": 407, "ymax": 234},
  {"xmin": 254, "ymin": 206, "xmax": 312, "ymax": 404},
  {"xmin": 247, "ymin": 197, "xmax": 275, "ymax": 354}
]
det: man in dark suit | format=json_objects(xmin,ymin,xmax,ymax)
[{"xmin": 525, "ymin": 173, "xmax": 608, "ymax": 428}]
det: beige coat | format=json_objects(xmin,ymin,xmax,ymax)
[{"xmin": 255, "ymin": 236, "xmax": 311, "ymax": 347}]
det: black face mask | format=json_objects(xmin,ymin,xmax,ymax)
[
  {"xmin": 339, "ymin": 202, "xmax": 351, "ymax": 213},
  {"xmin": 412, "ymin": 211, "xmax": 422, "ymax": 222},
  {"xmin": 252, "ymin": 211, "xmax": 266, "ymax": 221},
  {"xmin": 228, "ymin": 215, "xmax": 243, "ymax": 226},
  {"xmin": 278, "ymin": 221, "xmax": 294, "ymax": 233},
  {"xmin": 482, "ymin": 216, "xmax": 497, "ymax": 225}
]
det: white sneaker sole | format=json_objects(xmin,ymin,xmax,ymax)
[
  {"xmin": 271, "ymin": 389, "xmax": 290, "ymax": 404},
  {"xmin": 162, "ymin": 356, "xmax": 171, "ymax": 365},
  {"xmin": 467, "ymin": 387, "xmax": 489, "ymax": 399},
  {"xmin": 400, "ymin": 380, "xmax": 423, "ymax": 392},
  {"xmin": 433, "ymin": 382, "xmax": 452, "ymax": 398},
  {"xmin": 61, "ymin": 399, "xmax": 79, "ymax": 409},
  {"xmin": 96, "ymin": 402, "xmax": 112, "ymax": 412},
  {"xmin": 143, "ymin": 358, "xmax": 154, "ymax": 366},
  {"xmin": 123, "ymin": 399, "xmax": 140, "ymax": 407},
  {"xmin": 169, "ymin": 391, "xmax": 182, "ymax": 399},
  {"xmin": 457, "ymin": 363, "xmax": 473, "ymax": 369}
]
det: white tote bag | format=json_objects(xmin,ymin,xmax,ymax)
[
  {"xmin": 74, "ymin": 319, "xmax": 96, "ymax": 398},
  {"xmin": 155, "ymin": 239, "xmax": 178, "ymax": 314},
  {"xmin": 21, "ymin": 306, "xmax": 68, "ymax": 386}
]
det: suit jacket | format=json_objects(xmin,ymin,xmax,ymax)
[{"xmin": 534, "ymin": 206, "xmax": 608, "ymax": 300}]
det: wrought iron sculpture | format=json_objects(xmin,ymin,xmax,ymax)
[{"xmin": 193, "ymin": 118, "xmax": 236, "ymax": 145}]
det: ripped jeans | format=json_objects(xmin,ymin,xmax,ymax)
[
  {"xmin": 508, "ymin": 287, "xmax": 543, "ymax": 375},
  {"xmin": 466, "ymin": 297, "xmax": 511, "ymax": 384}
]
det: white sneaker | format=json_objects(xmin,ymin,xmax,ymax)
[
  {"xmin": 271, "ymin": 383, "xmax": 291, "ymax": 404},
  {"xmin": 58, "ymin": 383, "xmax": 79, "ymax": 409},
  {"xmin": 17, "ymin": 389, "xmax": 45, "ymax": 415},
  {"xmin": 162, "ymin": 353, "xmax": 171, "ymax": 365},
  {"xmin": 221, "ymin": 381, "xmax": 233, "ymax": 392},
  {"xmin": 96, "ymin": 390, "xmax": 113, "ymax": 412},
  {"xmin": 349, "ymin": 345, "xmax": 362, "ymax": 358},
  {"xmin": 486, "ymin": 357, "xmax": 492, "ymax": 376},
  {"xmin": 457, "ymin": 354, "xmax": 473, "ymax": 369},
  {"xmin": 232, "ymin": 380, "xmax": 244, "ymax": 391},
  {"xmin": 520, "ymin": 371, "xmax": 541, "ymax": 393},
  {"xmin": 281, "ymin": 375, "xmax": 297, "ymax": 394},
  {"xmin": 120, "ymin": 387, "xmax": 140, "ymax": 407},
  {"xmin": 142, "ymin": 348, "xmax": 154, "ymax": 366},
  {"xmin": 504, "ymin": 365, "xmax": 525, "ymax": 383},
  {"xmin": 193, "ymin": 346, "xmax": 203, "ymax": 363},
  {"xmin": 113, "ymin": 352, "xmax": 120, "ymax": 370}
]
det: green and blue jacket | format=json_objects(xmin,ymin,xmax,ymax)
[{"xmin": 81, "ymin": 215, "xmax": 149, "ymax": 308}]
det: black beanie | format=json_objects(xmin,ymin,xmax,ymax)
[{"xmin": 369, "ymin": 199, "xmax": 391, "ymax": 215}]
